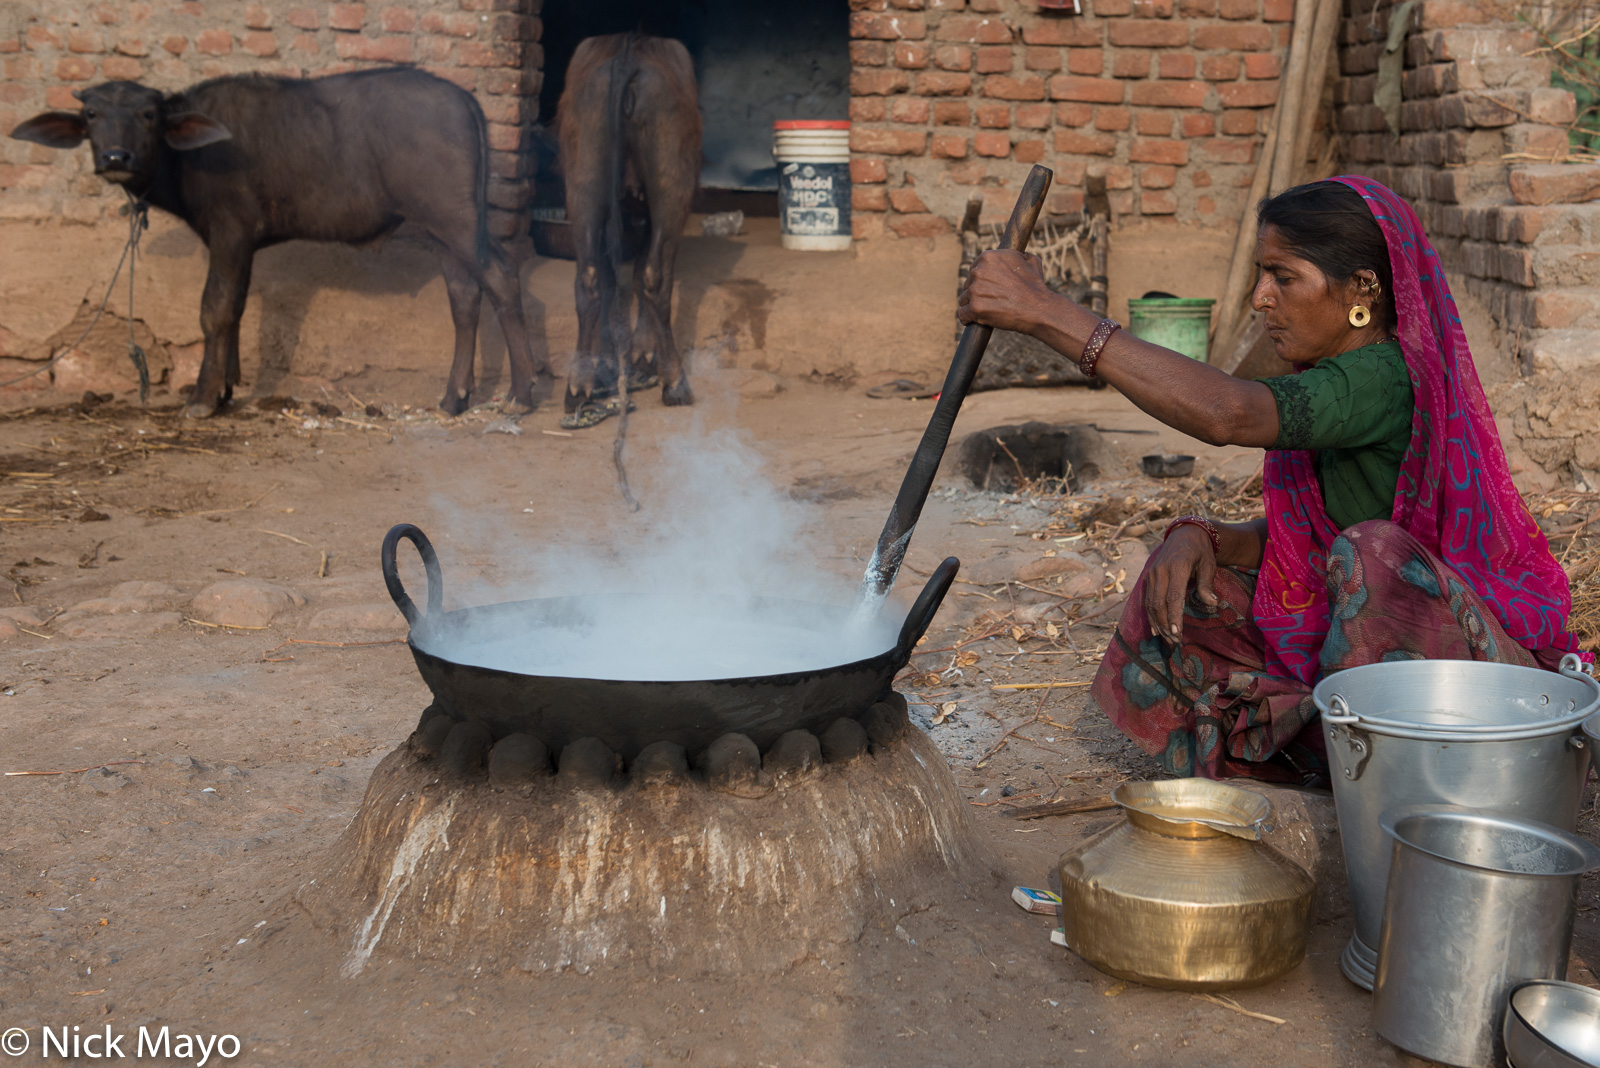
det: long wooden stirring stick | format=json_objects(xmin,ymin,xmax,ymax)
[{"xmin": 858, "ymin": 164, "xmax": 1055, "ymax": 603}]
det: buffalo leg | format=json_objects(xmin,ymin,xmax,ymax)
[
  {"xmin": 479, "ymin": 248, "xmax": 549, "ymax": 413},
  {"xmin": 628, "ymin": 97, "xmax": 695, "ymax": 407},
  {"xmin": 565, "ymin": 198, "xmax": 616, "ymax": 414},
  {"xmin": 185, "ymin": 239, "xmax": 254, "ymax": 419},
  {"xmin": 562, "ymin": 50, "xmax": 631, "ymax": 416},
  {"xmin": 631, "ymin": 223, "xmax": 691, "ymax": 407},
  {"xmin": 438, "ymin": 254, "xmax": 482, "ymax": 415}
]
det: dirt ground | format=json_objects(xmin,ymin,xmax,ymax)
[{"xmin": 2, "ymin": 241, "xmax": 1597, "ymax": 1067}]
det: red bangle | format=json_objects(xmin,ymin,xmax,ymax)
[
  {"xmin": 1079, "ymin": 318, "xmax": 1120, "ymax": 379},
  {"xmin": 1165, "ymin": 515, "xmax": 1221, "ymax": 556}
]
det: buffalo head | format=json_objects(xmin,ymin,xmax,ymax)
[{"xmin": 10, "ymin": 81, "xmax": 231, "ymax": 192}]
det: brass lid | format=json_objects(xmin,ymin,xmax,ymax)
[{"xmin": 1111, "ymin": 779, "xmax": 1272, "ymax": 841}]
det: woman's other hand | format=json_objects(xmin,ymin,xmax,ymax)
[
  {"xmin": 1145, "ymin": 525, "xmax": 1220, "ymax": 641},
  {"xmin": 957, "ymin": 250, "xmax": 1055, "ymax": 336}
]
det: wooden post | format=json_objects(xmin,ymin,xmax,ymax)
[
  {"xmin": 1211, "ymin": 117, "xmax": 1279, "ymax": 357},
  {"xmin": 1268, "ymin": 0, "xmax": 1320, "ymax": 197},
  {"xmin": 1291, "ymin": 0, "xmax": 1346, "ymax": 188}
]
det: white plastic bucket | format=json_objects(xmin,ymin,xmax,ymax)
[{"xmin": 773, "ymin": 120, "xmax": 851, "ymax": 251}]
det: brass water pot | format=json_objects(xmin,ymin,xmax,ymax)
[{"xmin": 1057, "ymin": 779, "xmax": 1314, "ymax": 990}]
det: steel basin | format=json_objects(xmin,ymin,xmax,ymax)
[
  {"xmin": 1505, "ymin": 979, "xmax": 1600, "ymax": 1068},
  {"xmin": 1313, "ymin": 657, "xmax": 1598, "ymax": 990}
]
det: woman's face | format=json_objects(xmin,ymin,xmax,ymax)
[{"xmin": 1251, "ymin": 225, "xmax": 1382, "ymax": 366}]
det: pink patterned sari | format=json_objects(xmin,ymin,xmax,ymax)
[
  {"xmin": 1252, "ymin": 176, "xmax": 1580, "ymax": 683},
  {"xmin": 1091, "ymin": 177, "xmax": 1584, "ymax": 782}
]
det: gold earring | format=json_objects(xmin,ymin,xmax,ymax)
[{"xmin": 1349, "ymin": 305, "xmax": 1371, "ymax": 328}]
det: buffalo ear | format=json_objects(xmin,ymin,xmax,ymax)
[
  {"xmin": 164, "ymin": 112, "xmax": 232, "ymax": 151},
  {"xmin": 10, "ymin": 111, "xmax": 89, "ymax": 149}
]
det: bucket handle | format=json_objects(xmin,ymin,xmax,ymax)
[
  {"xmin": 381, "ymin": 523, "xmax": 444, "ymax": 627},
  {"xmin": 1322, "ymin": 690, "xmax": 1592, "ymax": 742},
  {"xmin": 1561, "ymin": 653, "xmax": 1594, "ymax": 678},
  {"xmin": 1323, "ymin": 694, "xmax": 1359, "ymax": 725}
]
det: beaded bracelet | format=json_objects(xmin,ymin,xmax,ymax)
[
  {"xmin": 1164, "ymin": 514, "xmax": 1222, "ymax": 557},
  {"xmin": 1079, "ymin": 318, "xmax": 1121, "ymax": 379}
]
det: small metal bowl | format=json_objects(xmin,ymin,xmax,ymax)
[
  {"xmin": 1141, "ymin": 453, "xmax": 1195, "ymax": 479},
  {"xmin": 1504, "ymin": 979, "xmax": 1600, "ymax": 1068}
]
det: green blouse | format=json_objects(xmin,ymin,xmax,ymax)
[{"xmin": 1260, "ymin": 340, "xmax": 1415, "ymax": 530}]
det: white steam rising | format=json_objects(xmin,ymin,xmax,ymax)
[{"xmin": 411, "ymin": 420, "xmax": 901, "ymax": 682}]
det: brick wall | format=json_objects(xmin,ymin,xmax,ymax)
[
  {"xmin": 0, "ymin": 0, "xmax": 541, "ymax": 241},
  {"xmin": 846, "ymin": 0, "xmax": 1303, "ymax": 237},
  {"xmin": 1334, "ymin": 0, "xmax": 1600, "ymax": 483},
  {"xmin": 1335, "ymin": 0, "xmax": 1577, "ymax": 366}
]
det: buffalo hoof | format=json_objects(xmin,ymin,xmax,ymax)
[
  {"xmin": 530, "ymin": 369, "xmax": 557, "ymax": 406},
  {"xmin": 500, "ymin": 392, "xmax": 536, "ymax": 416},
  {"xmin": 661, "ymin": 376, "xmax": 694, "ymax": 407},
  {"xmin": 182, "ymin": 400, "xmax": 221, "ymax": 420},
  {"xmin": 439, "ymin": 390, "xmax": 471, "ymax": 417}
]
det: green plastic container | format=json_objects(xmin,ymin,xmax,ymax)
[{"xmin": 1126, "ymin": 298, "xmax": 1216, "ymax": 362}]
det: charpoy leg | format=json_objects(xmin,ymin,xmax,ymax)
[
  {"xmin": 1092, "ymin": 559, "xmax": 1319, "ymax": 782},
  {"xmin": 1321, "ymin": 520, "xmax": 1539, "ymax": 672}
]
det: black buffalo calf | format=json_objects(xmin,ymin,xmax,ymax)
[{"xmin": 12, "ymin": 68, "xmax": 548, "ymax": 417}]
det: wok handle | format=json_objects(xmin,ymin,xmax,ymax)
[
  {"xmin": 894, "ymin": 557, "xmax": 960, "ymax": 665},
  {"xmin": 381, "ymin": 523, "xmax": 444, "ymax": 627}
]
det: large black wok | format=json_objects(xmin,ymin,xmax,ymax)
[
  {"xmin": 381, "ymin": 165, "xmax": 1055, "ymax": 762},
  {"xmin": 382, "ymin": 523, "xmax": 958, "ymax": 759}
]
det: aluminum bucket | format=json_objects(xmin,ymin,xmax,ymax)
[
  {"xmin": 1312, "ymin": 655, "xmax": 1597, "ymax": 990},
  {"xmin": 1372, "ymin": 807, "xmax": 1600, "ymax": 1067}
]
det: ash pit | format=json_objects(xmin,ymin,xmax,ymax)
[
  {"xmin": 299, "ymin": 690, "xmax": 989, "ymax": 977},
  {"xmin": 956, "ymin": 422, "xmax": 1122, "ymax": 494}
]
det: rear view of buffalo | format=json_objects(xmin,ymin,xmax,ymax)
[
  {"xmin": 10, "ymin": 68, "xmax": 549, "ymax": 418},
  {"xmin": 557, "ymin": 33, "xmax": 700, "ymax": 428}
]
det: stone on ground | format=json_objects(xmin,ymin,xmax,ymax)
[
  {"xmin": 1015, "ymin": 551, "xmax": 1089, "ymax": 583},
  {"xmin": 190, "ymin": 578, "xmax": 307, "ymax": 628},
  {"xmin": 57, "ymin": 612, "xmax": 184, "ymax": 639},
  {"xmin": 56, "ymin": 581, "xmax": 181, "ymax": 620},
  {"xmin": 307, "ymin": 603, "xmax": 407, "ymax": 635}
]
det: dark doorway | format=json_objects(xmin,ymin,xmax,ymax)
[{"xmin": 536, "ymin": 0, "xmax": 849, "ymax": 202}]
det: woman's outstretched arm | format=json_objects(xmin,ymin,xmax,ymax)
[{"xmin": 958, "ymin": 249, "xmax": 1281, "ymax": 448}]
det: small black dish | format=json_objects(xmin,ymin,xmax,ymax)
[{"xmin": 1142, "ymin": 453, "xmax": 1196, "ymax": 479}]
